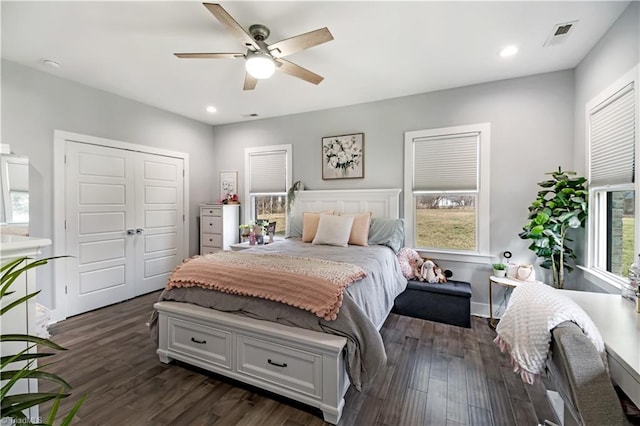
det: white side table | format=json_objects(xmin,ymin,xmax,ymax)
[
  {"xmin": 229, "ymin": 239, "xmax": 282, "ymax": 251},
  {"xmin": 488, "ymin": 275, "xmax": 522, "ymax": 328}
]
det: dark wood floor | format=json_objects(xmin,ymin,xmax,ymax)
[{"xmin": 40, "ymin": 291, "xmax": 559, "ymax": 425}]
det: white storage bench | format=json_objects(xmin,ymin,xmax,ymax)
[{"xmin": 154, "ymin": 302, "xmax": 349, "ymax": 424}]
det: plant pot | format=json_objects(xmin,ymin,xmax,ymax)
[{"xmin": 493, "ymin": 269, "xmax": 506, "ymax": 278}]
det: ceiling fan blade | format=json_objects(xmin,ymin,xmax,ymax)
[
  {"xmin": 174, "ymin": 53, "xmax": 244, "ymax": 59},
  {"xmin": 203, "ymin": 3, "xmax": 259, "ymax": 51},
  {"xmin": 243, "ymin": 73, "xmax": 258, "ymax": 91},
  {"xmin": 275, "ymin": 59, "xmax": 324, "ymax": 85},
  {"xmin": 269, "ymin": 28, "xmax": 333, "ymax": 58}
]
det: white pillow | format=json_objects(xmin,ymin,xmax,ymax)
[{"xmin": 312, "ymin": 214, "xmax": 355, "ymax": 247}]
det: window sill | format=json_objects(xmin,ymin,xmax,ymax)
[
  {"xmin": 415, "ymin": 249, "xmax": 493, "ymax": 264},
  {"xmin": 576, "ymin": 265, "xmax": 622, "ymax": 294}
]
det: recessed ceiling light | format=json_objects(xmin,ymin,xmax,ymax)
[
  {"xmin": 499, "ymin": 45, "xmax": 519, "ymax": 58},
  {"xmin": 206, "ymin": 106, "xmax": 217, "ymax": 113},
  {"xmin": 43, "ymin": 59, "xmax": 60, "ymax": 68}
]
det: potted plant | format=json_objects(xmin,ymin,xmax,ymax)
[
  {"xmin": 286, "ymin": 180, "xmax": 303, "ymax": 213},
  {"xmin": 519, "ymin": 167, "xmax": 588, "ymax": 288},
  {"xmin": 492, "ymin": 263, "xmax": 507, "ymax": 278},
  {"xmin": 1, "ymin": 256, "xmax": 86, "ymax": 425},
  {"xmin": 239, "ymin": 223, "xmax": 251, "ymax": 240}
]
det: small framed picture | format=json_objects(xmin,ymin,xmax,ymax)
[
  {"xmin": 267, "ymin": 221, "xmax": 276, "ymax": 235},
  {"xmin": 322, "ymin": 133, "xmax": 364, "ymax": 179},
  {"xmin": 219, "ymin": 171, "xmax": 237, "ymax": 200}
]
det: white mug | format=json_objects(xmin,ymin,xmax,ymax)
[{"xmin": 506, "ymin": 263, "xmax": 519, "ymax": 279}]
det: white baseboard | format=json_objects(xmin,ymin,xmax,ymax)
[{"xmin": 471, "ymin": 301, "xmax": 507, "ymax": 320}]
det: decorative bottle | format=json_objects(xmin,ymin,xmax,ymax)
[{"xmin": 623, "ymin": 254, "xmax": 640, "ymax": 300}]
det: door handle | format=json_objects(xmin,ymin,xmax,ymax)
[
  {"xmin": 136, "ymin": 228, "xmax": 144, "ymax": 235},
  {"xmin": 127, "ymin": 229, "xmax": 135, "ymax": 235}
]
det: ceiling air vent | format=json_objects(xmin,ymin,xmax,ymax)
[
  {"xmin": 544, "ymin": 21, "xmax": 578, "ymax": 47},
  {"xmin": 241, "ymin": 113, "xmax": 259, "ymax": 118}
]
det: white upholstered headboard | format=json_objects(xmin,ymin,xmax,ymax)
[{"xmin": 290, "ymin": 189, "xmax": 401, "ymax": 218}]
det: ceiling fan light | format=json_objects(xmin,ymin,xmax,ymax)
[{"xmin": 245, "ymin": 53, "xmax": 275, "ymax": 79}]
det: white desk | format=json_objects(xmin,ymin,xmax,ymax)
[
  {"xmin": 1, "ymin": 233, "xmax": 51, "ymax": 422},
  {"xmin": 561, "ymin": 290, "xmax": 640, "ymax": 408}
]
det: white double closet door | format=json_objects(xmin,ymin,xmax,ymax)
[{"xmin": 65, "ymin": 141, "xmax": 185, "ymax": 316}]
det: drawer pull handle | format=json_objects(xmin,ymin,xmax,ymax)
[
  {"xmin": 191, "ymin": 337, "xmax": 207, "ymax": 344},
  {"xmin": 267, "ymin": 359, "xmax": 287, "ymax": 368}
]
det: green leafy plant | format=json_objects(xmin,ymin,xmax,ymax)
[
  {"xmin": 518, "ymin": 167, "xmax": 588, "ymax": 288},
  {"xmin": 492, "ymin": 263, "xmax": 506, "ymax": 271},
  {"xmin": 239, "ymin": 223, "xmax": 251, "ymax": 236},
  {"xmin": 286, "ymin": 180, "xmax": 303, "ymax": 212},
  {"xmin": 1, "ymin": 256, "xmax": 86, "ymax": 425}
]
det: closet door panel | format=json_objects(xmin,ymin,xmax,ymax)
[
  {"xmin": 134, "ymin": 153, "xmax": 185, "ymax": 296},
  {"xmin": 65, "ymin": 142, "xmax": 136, "ymax": 316}
]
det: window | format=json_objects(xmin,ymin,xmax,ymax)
[
  {"xmin": 587, "ymin": 68, "xmax": 638, "ymax": 286},
  {"xmin": 404, "ymin": 123, "xmax": 490, "ymax": 261},
  {"xmin": 244, "ymin": 144, "xmax": 292, "ymax": 235}
]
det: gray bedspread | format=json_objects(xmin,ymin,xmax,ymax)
[{"xmin": 149, "ymin": 239, "xmax": 407, "ymax": 390}]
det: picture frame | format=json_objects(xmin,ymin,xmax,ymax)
[
  {"xmin": 267, "ymin": 221, "xmax": 276, "ymax": 236},
  {"xmin": 321, "ymin": 133, "xmax": 364, "ymax": 180},
  {"xmin": 219, "ymin": 170, "xmax": 238, "ymax": 200}
]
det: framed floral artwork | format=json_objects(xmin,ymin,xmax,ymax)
[
  {"xmin": 321, "ymin": 133, "xmax": 364, "ymax": 180},
  {"xmin": 219, "ymin": 170, "xmax": 237, "ymax": 200}
]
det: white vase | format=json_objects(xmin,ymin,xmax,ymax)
[{"xmin": 493, "ymin": 269, "xmax": 506, "ymax": 278}]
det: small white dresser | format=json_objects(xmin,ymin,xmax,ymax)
[
  {"xmin": 200, "ymin": 204, "xmax": 240, "ymax": 253},
  {"xmin": 0, "ymin": 233, "xmax": 51, "ymax": 422}
]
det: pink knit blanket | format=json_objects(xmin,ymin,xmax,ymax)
[{"xmin": 166, "ymin": 252, "xmax": 367, "ymax": 320}]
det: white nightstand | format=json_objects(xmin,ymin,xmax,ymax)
[
  {"xmin": 488, "ymin": 275, "xmax": 522, "ymax": 328},
  {"xmin": 229, "ymin": 239, "xmax": 282, "ymax": 251}
]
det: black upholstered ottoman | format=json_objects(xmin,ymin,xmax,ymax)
[{"xmin": 393, "ymin": 279, "xmax": 472, "ymax": 328}]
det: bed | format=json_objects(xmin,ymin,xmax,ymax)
[{"xmin": 150, "ymin": 189, "xmax": 406, "ymax": 424}]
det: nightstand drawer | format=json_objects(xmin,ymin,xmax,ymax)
[
  {"xmin": 201, "ymin": 207, "xmax": 222, "ymax": 217},
  {"xmin": 201, "ymin": 246, "xmax": 219, "ymax": 255},
  {"xmin": 237, "ymin": 335, "xmax": 322, "ymax": 399},
  {"xmin": 202, "ymin": 233, "xmax": 223, "ymax": 248},
  {"xmin": 201, "ymin": 216, "xmax": 222, "ymax": 234}
]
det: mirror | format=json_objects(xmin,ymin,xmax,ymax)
[{"xmin": 0, "ymin": 154, "xmax": 29, "ymax": 236}]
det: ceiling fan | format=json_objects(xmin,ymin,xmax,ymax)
[{"xmin": 175, "ymin": 3, "xmax": 334, "ymax": 91}]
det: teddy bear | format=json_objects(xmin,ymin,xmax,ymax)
[{"xmin": 396, "ymin": 247, "xmax": 422, "ymax": 279}]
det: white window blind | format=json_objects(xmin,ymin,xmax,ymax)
[
  {"xmin": 6, "ymin": 162, "xmax": 28, "ymax": 191},
  {"xmin": 590, "ymin": 83, "xmax": 636, "ymax": 187},
  {"xmin": 249, "ymin": 150, "xmax": 287, "ymax": 193},
  {"xmin": 413, "ymin": 132, "xmax": 479, "ymax": 191}
]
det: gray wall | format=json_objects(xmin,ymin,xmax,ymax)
[
  {"xmin": 1, "ymin": 59, "xmax": 216, "ymax": 309},
  {"xmin": 571, "ymin": 1, "xmax": 640, "ymax": 292},
  {"xmin": 212, "ymin": 70, "xmax": 575, "ymax": 310}
]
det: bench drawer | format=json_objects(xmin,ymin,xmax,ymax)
[
  {"xmin": 168, "ymin": 317, "xmax": 232, "ymax": 370},
  {"xmin": 237, "ymin": 335, "xmax": 322, "ymax": 399}
]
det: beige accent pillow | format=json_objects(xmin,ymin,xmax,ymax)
[
  {"xmin": 302, "ymin": 210, "xmax": 334, "ymax": 242},
  {"xmin": 340, "ymin": 212, "xmax": 372, "ymax": 246},
  {"xmin": 312, "ymin": 214, "xmax": 355, "ymax": 247}
]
